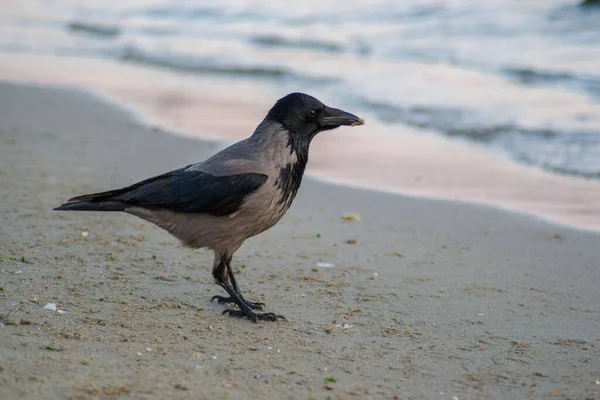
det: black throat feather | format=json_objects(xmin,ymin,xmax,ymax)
[{"xmin": 275, "ymin": 133, "xmax": 311, "ymax": 206}]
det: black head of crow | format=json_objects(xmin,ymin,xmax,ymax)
[{"xmin": 266, "ymin": 92, "xmax": 363, "ymax": 141}]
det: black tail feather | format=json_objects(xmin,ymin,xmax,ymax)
[
  {"xmin": 55, "ymin": 185, "xmax": 130, "ymax": 212},
  {"xmin": 65, "ymin": 187, "xmax": 127, "ymax": 203},
  {"xmin": 54, "ymin": 200, "xmax": 126, "ymax": 212}
]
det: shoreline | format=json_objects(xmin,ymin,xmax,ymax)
[
  {"xmin": 1, "ymin": 53, "xmax": 599, "ymax": 232},
  {"xmin": 1, "ymin": 80, "xmax": 599, "ymax": 399},
  {"xmin": 5, "ymin": 74, "xmax": 593, "ymax": 234},
  {"xmin": 75, "ymin": 84, "xmax": 600, "ymax": 234}
]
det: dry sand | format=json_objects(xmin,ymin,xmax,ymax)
[{"xmin": 0, "ymin": 81, "xmax": 599, "ymax": 399}]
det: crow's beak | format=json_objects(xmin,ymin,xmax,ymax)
[{"xmin": 320, "ymin": 106, "xmax": 364, "ymax": 127}]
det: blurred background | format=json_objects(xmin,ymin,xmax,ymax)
[{"xmin": 2, "ymin": 0, "xmax": 600, "ymax": 228}]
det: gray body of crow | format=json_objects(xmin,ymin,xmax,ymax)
[{"xmin": 118, "ymin": 119, "xmax": 297, "ymax": 280}]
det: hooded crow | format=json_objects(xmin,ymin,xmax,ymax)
[{"xmin": 54, "ymin": 92, "xmax": 364, "ymax": 322}]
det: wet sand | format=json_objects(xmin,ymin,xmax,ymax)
[
  {"xmin": 1, "ymin": 81, "xmax": 599, "ymax": 399},
  {"xmin": 1, "ymin": 54, "xmax": 600, "ymax": 231}
]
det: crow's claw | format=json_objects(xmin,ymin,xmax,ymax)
[
  {"xmin": 244, "ymin": 300, "xmax": 265, "ymax": 310},
  {"xmin": 211, "ymin": 295, "xmax": 234, "ymax": 304},
  {"xmin": 211, "ymin": 295, "xmax": 264, "ymax": 310},
  {"xmin": 222, "ymin": 309, "xmax": 285, "ymax": 323}
]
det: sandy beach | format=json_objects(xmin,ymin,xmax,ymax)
[{"xmin": 1, "ymin": 81, "xmax": 599, "ymax": 399}]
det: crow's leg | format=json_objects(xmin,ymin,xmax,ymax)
[
  {"xmin": 218, "ymin": 282, "xmax": 284, "ymax": 323},
  {"xmin": 211, "ymin": 258, "xmax": 265, "ymax": 310},
  {"xmin": 216, "ymin": 260, "xmax": 266, "ymax": 309},
  {"xmin": 211, "ymin": 254, "xmax": 283, "ymax": 322}
]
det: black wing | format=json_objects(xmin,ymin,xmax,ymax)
[{"xmin": 65, "ymin": 166, "xmax": 268, "ymax": 216}]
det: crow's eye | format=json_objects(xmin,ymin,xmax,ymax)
[{"xmin": 308, "ymin": 109, "xmax": 318, "ymax": 118}]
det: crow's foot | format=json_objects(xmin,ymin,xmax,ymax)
[
  {"xmin": 211, "ymin": 295, "xmax": 264, "ymax": 310},
  {"xmin": 222, "ymin": 309, "xmax": 285, "ymax": 323}
]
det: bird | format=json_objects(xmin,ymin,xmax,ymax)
[{"xmin": 54, "ymin": 92, "xmax": 364, "ymax": 322}]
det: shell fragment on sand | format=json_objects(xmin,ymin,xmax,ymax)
[
  {"xmin": 44, "ymin": 302, "xmax": 67, "ymax": 314},
  {"xmin": 341, "ymin": 213, "xmax": 361, "ymax": 221},
  {"xmin": 316, "ymin": 262, "xmax": 335, "ymax": 268}
]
